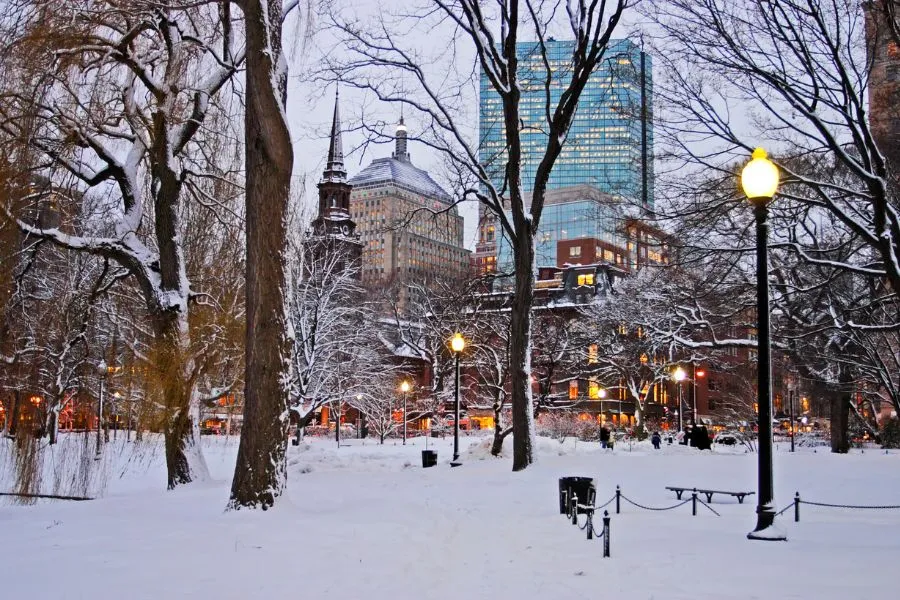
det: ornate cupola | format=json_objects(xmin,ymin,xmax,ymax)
[
  {"xmin": 313, "ymin": 88, "xmax": 358, "ymax": 239},
  {"xmin": 392, "ymin": 116, "xmax": 410, "ymax": 162}
]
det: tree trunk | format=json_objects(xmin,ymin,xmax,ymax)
[
  {"xmin": 491, "ymin": 402, "xmax": 504, "ymax": 456},
  {"xmin": 47, "ymin": 408, "xmax": 58, "ymax": 445},
  {"xmin": 9, "ymin": 390, "xmax": 20, "ymax": 437},
  {"xmin": 229, "ymin": 0, "xmax": 293, "ymax": 510},
  {"xmin": 150, "ymin": 310, "xmax": 205, "ymax": 489},
  {"xmin": 830, "ymin": 393, "xmax": 850, "ymax": 453},
  {"xmin": 509, "ymin": 235, "xmax": 537, "ymax": 471}
]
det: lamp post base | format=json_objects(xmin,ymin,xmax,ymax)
[{"xmin": 747, "ymin": 510, "xmax": 787, "ymax": 541}]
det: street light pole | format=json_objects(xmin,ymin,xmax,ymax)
[
  {"xmin": 450, "ymin": 333, "xmax": 466, "ymax": 466},
  {"xmin": 400, "ymin": 380, "xmax": 410, "ymax": 446},
  {"xmin": 673, "ymin": 367, "xmax": 686, "ymax": 433},
  {"xmin": 742, "ymin": 147, "xmax": 786, "ymax": 541},
  {"xmin": 95, "ymin": 360, "xmax": 106, "ymax": 460},
  {"xmin": 789, "ymin": 389, "xmax": 795, "ymax": 453},
  {"xmin": 335, "ymin": 400, "xmax": 341, "ymax": 447},
  {"xmin": 692, "ymin": 363, "xmax": 698, "ymax": 427}
]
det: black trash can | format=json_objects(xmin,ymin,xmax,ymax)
[
  {"xmin": 422, "ymin": 450, "xmax": 438, "ymax": 468},
  {"xmin": 558, "ymin": 476, "xmax": 595, "ymax": 514}
]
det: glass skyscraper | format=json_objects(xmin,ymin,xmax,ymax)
[{"xmin": 475, "ymin": 38, "xmax": 654, "ymax": 273}]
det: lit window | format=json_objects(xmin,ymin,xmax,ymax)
[
  {"xmin": 569, "ymin": 246, "xmax": 582, "ymax": 257},
  {"xmin": 588, "ymin": 344, "xmax": 598, "ymax": 364},
  {"xmin": 569, "ymin": 381, "xmax": 579, "ymax": 400}
]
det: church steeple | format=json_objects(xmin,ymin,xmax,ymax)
[
  {"xmin": 322, "ymin": 88, "xmax": 347, "ymax": 183},
  {"xmin": 312, "ymin": 85, "xmax": 360, "ymax": 261}
]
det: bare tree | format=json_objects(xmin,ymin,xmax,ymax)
[
  {"xmin": 326, "ymin": 0, "xmax": 631, "ymax": 470},
  {"xmin": 288, "ymin": 239, "xmax": 394, "ymax": 430},
  {"xmin": 0, "ymin": 1, "xmax": 246, "ymax": 488},
  {"xmin": 228, "ymin": 0, "xmax": 300, "ymax": 510}
]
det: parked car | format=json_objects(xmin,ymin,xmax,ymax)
[{"xmin": 714, "ymin": 432, "xmax": 740, "ymax": 446}]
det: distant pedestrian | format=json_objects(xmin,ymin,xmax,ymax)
[
  {"xmin": 651, "ymin": 431, "xmax": 661, "ymax": 450},
  {"xmin": 600, "ymin": 426, "xmax": 610, "ymax": 449}
]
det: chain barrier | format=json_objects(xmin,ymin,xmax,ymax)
[
  {"xmin": 800, "ymin": 500, "xmax": 900, "ymax": 510},
  {"xmin": 620, "ymin": 494, "xmax": 692, "ymax": 512},
  {"xmin": 774, "ymin": 492, "xmax": 900, "ymax": 524},
  {"xmin": 560, "ymin": 485, "xmax": 610, "ymax": 557},
  {"xmin": 696, "ymin": 498, "xmax": 721, "ymax": 517}
]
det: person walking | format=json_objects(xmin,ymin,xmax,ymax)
[{"xmin": 651, "ymin": 431, "xmax": 661, "ymax": 450}]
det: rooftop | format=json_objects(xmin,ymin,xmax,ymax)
[
  {"xmin": 349, "ymin": 157, "xmax": 452, "ymax": 204},
  {"xmin": 349, "ymin": 120, "xmax": 452, "ymax": 203}
]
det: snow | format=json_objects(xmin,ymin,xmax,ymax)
[{"xmin": 2, "ymin": 434, "xmax": 899, "ymax": 599}]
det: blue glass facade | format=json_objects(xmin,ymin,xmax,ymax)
[
  {"xmin": 497, "ymin": 198, "xmax": 628, "ymax": 268},
  {"xmin": 479, "ymin": 39, "xmax": 652, "ymax": 202},
  {"xmin": 479, "ymin": 38, "xmax": 653, "ymax": 275}
]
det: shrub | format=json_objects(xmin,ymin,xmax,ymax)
[{"xmin": 880, "ymin": 419, "xmax": 900, "ymax": 449}]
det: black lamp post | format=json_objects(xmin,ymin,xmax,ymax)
[
  {"xmin": 673, "ymin": 367, "xmax": 686, "ymax": 433},
  {"xmin": 95, "ymin": 360, "xmax": 108, "ymax": 460},
  {"xmin": 400, "ymin": 381, "xmax": 410, "ymax": 445},
  {"xmin": 742, "ymin": 147, "xmax": 786, "ymax": 541},
  {"xmin": 450, "ymin": 333, "xmax": 465, "ymax": 466}
]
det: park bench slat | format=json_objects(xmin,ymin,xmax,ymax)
[{"xmin": 665, "ymin": 486, "xmax": 755, "ymax": 504}]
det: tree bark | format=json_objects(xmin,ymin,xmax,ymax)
[
  {"xmin": 229, "ymin": 0, "xmax": 293, "ymax": 510},
  {"xmin": 830, "ymin": 392, "xmax": 850, "ymax": 454},
  {"xmin": 9, "ymin": 391, "xmax": 20, "ymax": 437},
  {"xmin": 509, "ymin": 234, "xmax": 537, "ymax": 470}
]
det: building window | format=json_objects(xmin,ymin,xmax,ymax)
[
  {"xmin": 569, "ymin": 381, "xmax": 579, "ymax": 400},
  {"xmin": 588, "ymin": 344, "xmax": 598, "ymax": 364},
  {"xmin": 569, "ymin": 246, "xmax": 582, "ymax": 257}
]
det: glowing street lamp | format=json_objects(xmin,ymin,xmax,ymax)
[
  {"xmin": 400, "ymin": 380, "xmax": 411, "ymax": 445},
  {"xmin": 450, "ymin": 333, "xmax": 466, "ymax": 466},
  {"xmin": 741, "ymin": 147, "xmax": 785, "ymax": 541},
  {"xmin": 672, "ymin": 367, "xmax": 687, "ymax": 432}
]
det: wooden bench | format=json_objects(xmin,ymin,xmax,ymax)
[{"xmin": 666, "ymin": 486, "xmax": 755, "ymax": 504}]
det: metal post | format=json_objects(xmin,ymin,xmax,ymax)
[
  {"xmin": 692, "ymin": 488, "xmax": 697, "ymax": 516},
  {"xmin": 602, "ymin": 511, "xmax": 610, "ymax": 558},
  {"xmin": 692, "ymin": 363, "xmax": 698, "ymax": 427},
  {"xmin": 402, "ymin": 391, "xmax": 407, "ymax": 445},
  {"xmin": 748, "ymin": 200, "xmax": 784, "ymax": 540},
  {"xmin": 789, "ymin": 389, "xmax": 795, "ymax": 453},
  {"xmin": 586, "ymin": 509, "xmax": 593, "ymax": 540},
  {"xmin": 452, "ymin": 351, "xmax": 461, "ymax": 465},
  {"xmin": 95, "ymin": 377, "xmax": 104, "ymax": 459},
  {"xmin": 616, "ymin": 485, "xmax": 621, "ymax": 514},
  {"xmin": 571, "ymin": 493, "xmax": 578, "ymax": 525},
  {"xmin": 335, "ymin": 400, "xmax": 340, "ymax": 447},
  {"xmin": 678, "ymin": 383, "xmax": 684, "ymax": 432},
  {"xmin": 794, "ymin": 492, "xmax": 800, "ymax": 522}
]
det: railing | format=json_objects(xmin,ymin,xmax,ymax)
[{"xmin": 776, "ymin": 492, "xmax": 900, "ymax": 522}]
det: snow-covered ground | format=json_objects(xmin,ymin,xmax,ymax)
[{"xmin": 2, "ymin": 433, "xmax": 898, "ymax": 599}]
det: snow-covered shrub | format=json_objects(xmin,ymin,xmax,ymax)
[{"xmin": 880, "ymin": 419, "xmax": 900, "ymax": 449}]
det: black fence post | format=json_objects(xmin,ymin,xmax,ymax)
[
  {"xmin": 571, "ymin": 493, "xmax": 578, "ymax": 525},
  {"xmin": 692, "ymin": 488, "xmax": 698, "ymax": 516},
  {"xmin": 586, "ymin": 509, "xmax": 594, "ymax": 540},
  {"xmin": 794, "ymin": 491, "xmax": 800, "ymax": 523},
  {"xmin": 602, "ymin": 511, "xmax": 610, "ymax": 558},
  {"xmin": 616, "ymin": 485, "xmax": 621, "ymax": 514}
]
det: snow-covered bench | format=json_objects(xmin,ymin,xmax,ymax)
[{"xmin": 666, "ymin": 486, "xmax": 755, "ymax": 504}]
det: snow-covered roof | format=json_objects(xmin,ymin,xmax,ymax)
[{"xmin": 349, "ymin": 157, "xmax": 451, "ymax": 203}]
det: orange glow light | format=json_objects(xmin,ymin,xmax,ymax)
[{"xmin": 696, "ymin": 370, "xmax": 706, "ymax": 378}]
